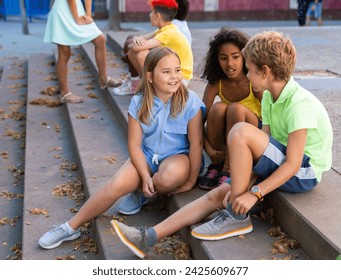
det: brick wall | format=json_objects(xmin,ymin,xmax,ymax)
[
  {"xmin": 103, "ymin": 0, "xmax": 341, "ymax": 21},
  {"xmin": 122, "ymin": 0, "xmax": 341, "ymax": 12},
  {"xmin": 219, "ymin": 0, "xmax": 288, "ymax": 11}
]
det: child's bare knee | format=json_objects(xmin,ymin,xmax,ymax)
[{"xmin": 228, "ymin": 122, "xmax": 249, "ymax": 145}]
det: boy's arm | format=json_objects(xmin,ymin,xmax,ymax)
[
  {"xmin": 233, "ymin": 129, "xmax": 308, "ymax": 215},
  {"xmin": 258, "ymin": 128, "xmax": 307, "ymax": 195},
  {"xmin": 129, "ymin": 38, "xmax": 161, "ymax": 52},
  {"xmin": 172, "ymin": 110, "xmax": 204, "ymax": 194}
]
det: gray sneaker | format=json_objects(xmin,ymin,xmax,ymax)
[
  {"xmin": 111, "ymin": 220, "xmax": 150, "ymax": 259},
  {"xmin": 191, "ymin": 209, "xmax": 253, "ymax": 241},
  {"xmin": 38, "ymin": 223, "xmax": 81, "ymax": 249}
]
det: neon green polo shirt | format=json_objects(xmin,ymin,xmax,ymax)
[{"xmin": 261, "ymin": 76, "xmax": 333, "ymax": 181}]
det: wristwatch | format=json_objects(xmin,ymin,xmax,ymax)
[{"xmin": 250, "ymin": 185, "xmax": 264, "ymax": 201}]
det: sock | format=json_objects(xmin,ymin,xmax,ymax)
[
  {"xmin": 145, "ymin": 227, "xmax": 157, "ymax": 247},
  {"xmin": 226, "ymin": 202, "xmax": 247, "ymax": 220},
  {"xmin": 65, "ymin": 222, "xmax": 78, "ymax": 233}
]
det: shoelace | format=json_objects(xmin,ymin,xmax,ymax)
[
  {"xmin": 136, "ymin": 227, "xmax": 146, "ymax": 236},
  {"xmin": 213, "ymin": 210, "xmax": 232, "ymax": 224},
  {"xmin": 46, "ymin": 225, "xmax": 67, "ymax": 237}
]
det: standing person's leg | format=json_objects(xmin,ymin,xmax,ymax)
[
  {"xmin": 305, "ymin": 2, "xmax": 313, "ymax": 26},
  {"xmin": 38, "ymin": 159, "xmax": 144, "ymax": 249},
  {"xmin": 57, "ymin": 45, "xmax": 83, "ymax": 103},
  {"xmin": 112, "ymin": 183, "xmax": 229, "ymax": 258},
  {"xmin": 92, "ymin": 34, "xmax": 122, "ymax": 89},
  {"xmin": 316, "ymin": 3, "xmax": 323, "ymax": 26}
]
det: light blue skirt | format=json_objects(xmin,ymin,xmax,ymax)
[{"xmin": 44, "ymin": 0, "xmax": 102, "ymax": 46}]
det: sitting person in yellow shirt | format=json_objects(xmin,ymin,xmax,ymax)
[{"xmin": 113, "ymin": 0, "xmax": 193, "ymax": 95}]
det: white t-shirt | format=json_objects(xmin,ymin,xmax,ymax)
[{"xmin": 172, "ymin": 19, "xmax": 192, "ymax": 46}]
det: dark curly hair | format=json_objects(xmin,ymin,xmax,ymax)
[
  {"xmin": 201, "ymin": 27, "xmax": 250, "ymax": 84},
  {"xmin": 174, "ymin": 0, "xmax": 189, "ymax": 21}
]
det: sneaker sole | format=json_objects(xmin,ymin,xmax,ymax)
[
  {"xmin": 191, "ymin": 224, "xmax": 253, "ymax": 241},
  {"xmin": 117, "ymin": 199, "xmax": 149, "ymax": 215},
  {"xmin": 112, "ymin": 91, "xmax": 135, "ymax": 96},
  {"xmin": 38, "ymin": 231, "xmax": 81, "ymax": 249},
  {"xmin": 198, "ymin": 184, "xmax": 218, "ymax": 191},
  {"xmin": 110, "ymin": 220, "xmax": 146, "ymax": 259}
]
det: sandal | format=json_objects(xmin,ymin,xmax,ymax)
[
  {"xmin": 100, "ymin": 77, "xmax": 122, "ymax": 89},
  {"xmin": 60, "ymin": 92, "xmax": 83, "ymax": 104}
]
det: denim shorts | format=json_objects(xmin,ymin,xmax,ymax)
[
  {"xmin": 253, "ymin": 136, "xmax": 317, "ymax": 193},
  {"xmin": 306, "ymin": 2, "xmax": 322, "ymax": 18},
  {"xmin": 145, "ymin": 152, "xmax": 204, "ymax": 174}
]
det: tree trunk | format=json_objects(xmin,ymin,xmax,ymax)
[
  {"xmin": 19, "ymin": 0, "xmax": 29, "ymax": 35},
  {"xmin": 106, "ymin": 0, "xmax": 121, "ymax": 31}
]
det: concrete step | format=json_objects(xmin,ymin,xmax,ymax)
[
  {"xmin": 22, "ymin": 53, "xmax": 100, "ymax": 260},
  {"xmin": 0, "ymin": 57, "xmax": 26, "ymax": 260},
  {"xmin": 78, "ymin": 31, "xmax": 309, "ymax": 260},
  {"xmin": 104, "ymin": 31, "xmax": 341, "ymax": 260}
]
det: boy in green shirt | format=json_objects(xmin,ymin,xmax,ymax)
[{"xmin": 111, "ymin": 31, "xmax": 333, "ymax": 258}]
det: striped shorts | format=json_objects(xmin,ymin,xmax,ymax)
[{"xmin": 253, "ymin": 136, "xmax": 318, "ymax": 193}]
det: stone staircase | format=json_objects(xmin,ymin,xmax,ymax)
[{"xmin": 1, "ymin": 28, "xmax": 340, "ymax": 260}]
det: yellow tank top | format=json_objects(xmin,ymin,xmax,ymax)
[{"xmin": 218, "ymin": 80, "xmax": 262, "ymax": 118}]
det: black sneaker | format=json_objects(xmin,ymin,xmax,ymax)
[{"xmin": 198, "ymin": 164, "xmax": 222, "ymax": 190}]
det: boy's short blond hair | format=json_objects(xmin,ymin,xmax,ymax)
[{"xmin": 242, "ymin": 31, "xmax": 296, "ymax": 82}]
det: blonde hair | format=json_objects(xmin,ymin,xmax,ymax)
[
  {"xmin": 242, "ymin": 31, "xmax": 296, "ymax": 82},
  {"xmin": 137, "ymin": 46, "xmax": 188, "ymax": 124}
]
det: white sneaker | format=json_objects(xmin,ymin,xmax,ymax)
[
  {"xmin": 112, "ymin": 77, "xmax": 139, "ymax": 96},
  {"xmin": 38, "ymin": 223, "xmax": 81, "ymax": 249}
]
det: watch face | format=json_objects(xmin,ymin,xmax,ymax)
[{"xmin": 251, "ymin": 186, "xmax": 259, "ymax": 193}]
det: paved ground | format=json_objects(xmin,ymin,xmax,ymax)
[{"xmin": 1, "ymin": 17, "xmax": 341, "ymax": 58}]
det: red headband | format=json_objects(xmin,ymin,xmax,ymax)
[{"xmin": 149, "ymin": 0, "xmax": 178, "ymax": 9}]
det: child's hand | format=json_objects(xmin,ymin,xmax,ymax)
[
  {"xmin": 231, "ymin": 192, "xmax": 258, "ymax": 215},
  {"xmin": 142, "ymin": 177, "xmax": 157, "ymax": 198},
  {"xmin": 132, "ymin": 36, "xmax": 146, "ymax": 46},
  {"xmin": 76, "ymin": 15, "xmax": 93, "ymax": 25}
]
